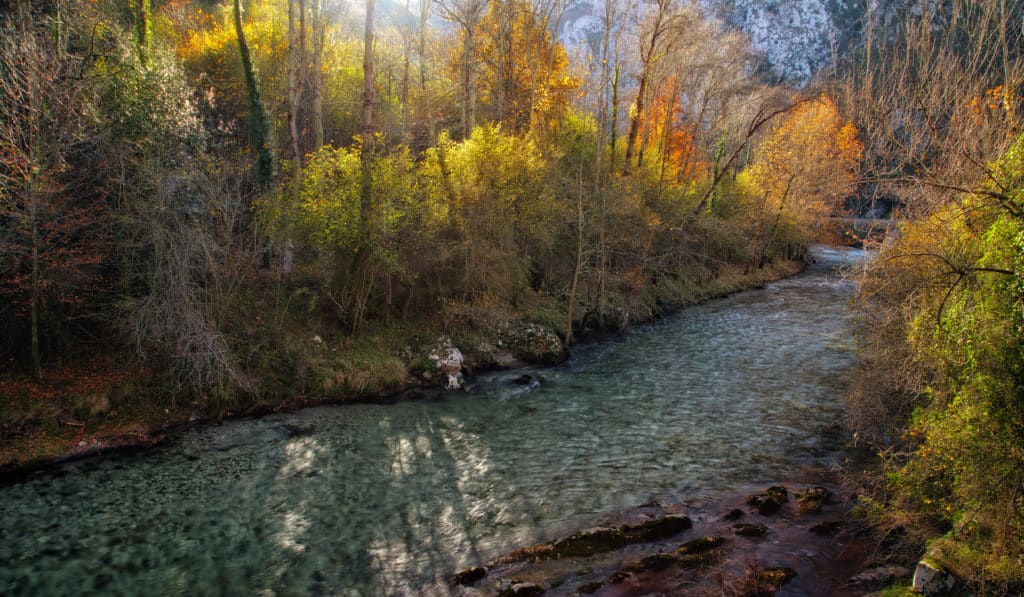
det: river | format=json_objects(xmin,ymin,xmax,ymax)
[{"xmin": 0, "ymin": 246, "xmax": 865, "ymax": 596}]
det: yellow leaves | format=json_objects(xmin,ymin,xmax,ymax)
[{"xmin": 743, "ymin": 94, "xmax": 862, "ymax": 232}]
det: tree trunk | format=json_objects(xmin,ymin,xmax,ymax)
[
  {"xmin": 30, "ymin": 184, "xmax": 42, "ymax": 380},
  {"xmin": 609, "ymin": 60, "xmax": 620, "ymax": 173},
  {"xmin": 565, "ymin": 165, "xmax": 586, "ymax": 346},
  {"xmin": 132, "ymin": 0, "xmax": 152, "ymax": 67},
  {"xmin": 311, "ymin": 0, "xmax": 325, "ymax": 150},
  {"xmin": 460, "ymin": 28, "xmax": 476, "ymax": 137},
  {"xmin": 287, "ymin": 0, "xmax": 306, "ymax": 167},
  {"xmin": 623, "ymin": 63, "xmax": 649, "ymax": 175},
  {"xmin": 233, "ymin": 0, "xmax": 275, "ymax": 188},
  {"xmin": 360, "ymin": 0, "xmax": 376, "ymax": 251}
]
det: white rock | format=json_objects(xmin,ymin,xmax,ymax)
[
  {"xmin": 912, "ymin": 558, "xmax": 955, "ymax": 596},
  {"xmin": 427, "ymin": 337, "xmax": 465, "ymax": 390}
]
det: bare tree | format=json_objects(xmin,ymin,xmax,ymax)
[{"xmin": 435, "ymin": 0, "xmax": 489, "ymax": 138}]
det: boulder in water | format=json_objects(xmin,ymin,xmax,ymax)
[
  {"xmin": 796, "ymin": 486, "xmax": 832, "ymax": 513},
  {"xmin": 747, "ymin": 486, "xmax": 788, "ymax": 516},
  {"xmin": 499, "ymin": 581, "xmax": 545, "ymax": 596},
  {"xmin": 733, "ymin": 523, "xmax": 768, "ymax": 537},
  {"xmin": 550, "ymin": 527, "xmax": 628, "ymax": 558},
  {"xmin": 451, "ymin": 565, "xmax": 487, "ymax": 586}
]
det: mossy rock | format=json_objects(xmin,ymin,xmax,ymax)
[
  {"xmin": 747, "ymin": 486, "xmax": 789, "ymax": 515},
  {"xmin": 624, "ymin": 514, "xmax": 693, "ymax": 541},
  {"xmin": 576, "ymin": 580, "xmax": 604, "ymax": 594},
  {"xmin": 760, "ymin": 566, "xmax": 797, "ymax": 586},
  {"xmin": 796, "ymin": 486, "xmax": 832, "ymax": 513},
  {"xmin": 550, "ymin": 527, "xmax": 629, "ymax": 558},
  {"xmin": 507, "ymin": 324, "xmax": 567, "ymax": 365},
  {"xmin": 674, "ymin": 535, "xmax": 726, "ymax": 556},
  {"xmin": 733, "ymin": 523, "xmax": 769, "ymax": 537},
  {"xmin": 451, "ymin": 565, "xmax": 487, "ymax": 586},
  {"xmin": 499, "ymin": 581, "xmax": 545, "ymax": 596},
  {"xmin": 810, "ymin": 519, "xmax": 846, "ymax": 535},
  {"xmin": 619, "ymin": 553, "xmax": 675, "ymax": 575}
]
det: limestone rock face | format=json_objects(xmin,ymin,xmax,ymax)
[
  {"xmin": 912, "ymin": 557, "xmax": 955, "ymax": 596},
  {"xmin": 426, "ymin": 337, "xmax": 465, "ymax": 390},
  {"xmin": 508, "ymin": 324, "xmax": 567, "ymax": 365}
]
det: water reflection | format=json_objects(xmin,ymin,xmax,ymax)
[{"xmin": 0, "ymin": 246, "xmax": 865, "ymax": 595}]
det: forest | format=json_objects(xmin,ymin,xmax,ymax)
[{"xmin": 1, "ymin": 0, "xmax": 1023, "ymax": 594}]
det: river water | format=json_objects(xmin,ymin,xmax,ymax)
[{"xmin": 0, "ymin": 246, "xmax": 865, "ymax": 596}]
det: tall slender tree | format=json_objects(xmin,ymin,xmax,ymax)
[{"xmin": 233, "ymin": 0, "xmax": 275, "ymax": 188}]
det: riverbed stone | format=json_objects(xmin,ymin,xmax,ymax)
[
  {"xmin": 674, "ymin": 535, "xmax": 726, "ymax": 556},
  {"xmin": 912, "ymin": 557, "xmax": 955, "ymax": 596},
  {"xmin": 760, "ymin": 566, "xmax": 797, "ymax": 586},
  {"xmin": 733, "ymin": 522, "xmax": 769, "ymax": 537},
  {"xmin": 499, "ymin": 581, "xmax": 545, "ymax": 596},
  {"xmin": 796, "ymin": 486, "xmax": 833, "ymax": 513},
  {"xmin": 550, "ymin": 527, "xmax": 628, "ymax": 558},
  {"xmin": 451, "ymin": 565, "xmax": 487, "ymax": 586},
  {"xmin": 626, "ymin": 514, "xmax": 693, "ymax": 541},
  {"xmin": 849, "ymin": 566, "xmax": 912, "ymax": 591},
  {"xmin": 810, "ymin": 519, "xmax": 846, "ymax": 535},
  {"xmin": 747, "ymin": 486, "xmax": 789, "ymax": 516}
]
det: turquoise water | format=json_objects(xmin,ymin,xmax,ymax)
[{"xmin": 0, "ymin": 247, "xmax": 864, "ymax": 596}]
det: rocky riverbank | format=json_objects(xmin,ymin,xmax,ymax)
[{"xmin": 450, "ymin": 479, "xmax": 875, "ymax": 596}]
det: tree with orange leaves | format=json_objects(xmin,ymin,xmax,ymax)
[
  {"xmin": 746, "ymin": 95, "xmax": 862, "ymax": 234},
  {"xmin": 463, "ymin": 0, "xmax": 580, "ymax": 136}
]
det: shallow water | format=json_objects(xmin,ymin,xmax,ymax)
[{"xmin": 0, "ymin": 246, "xmax": 866, "ymax": 596}]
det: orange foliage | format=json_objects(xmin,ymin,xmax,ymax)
[{"xmin": 746, "ymin": 94, "xmax": 863, "ymax": 228}]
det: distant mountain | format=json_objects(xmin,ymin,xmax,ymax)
[{"xmin": 557, "ymin": 0, "xmax": 866, "ymax": 83}]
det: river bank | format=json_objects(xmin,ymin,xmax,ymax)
[
  {"xmin": 451, "ymin": 475, "xmax": 876, "ymax": 596},
  {"xmin": 0, "ymin": 259, "xmax": 805, "ymax": 481},
  {"xmin": 0, "ymin": 247, "xmax": 863, "ymax": 595}
]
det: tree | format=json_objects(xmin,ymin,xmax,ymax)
[
  {"xmin": 0, "ymin": 10, "xmax": 109, "ymax": 378},
  {"xmin": 622, "ymin": 0, "xmax": 678, "ymax": 175},
  {"xmin": 436, "ymin": 0, "xmax": 488, "ymax": 138},
  {"xmin": 474, "ymin": 0, "xmax": 579, "ymax": 134},
  {"xmin": 233, "ymin": 0, "xmax": 276, "ymax": 187},
  {"xmin": 746, "ymin": 95, "xmax": 862, "ymax": 237}
]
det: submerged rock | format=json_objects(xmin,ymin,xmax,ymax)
[
  {"xmin": 576, "ymin": 580, "xmax": 603, "ymax": 594},
  {"xmin": 550, "ymin": 527, "xmax": 629, "ymax": 558},
  {"xmin": 542, "ymin": 514, "xmax": 693, "ymax": 560},
  {"xmin": 451, "ymin": 565, "xmax": 487, "ymax": 586},
  {"xmin": 499, "ymin": 581, "xmax": 545, "ymax": 596},
  {"xmin": 625, "ymin": 514, "xmax": 693, "ymax": 541},
  {"xmin": 723, "ymin": 508, "xmax": 745, "ymax": 521},
  {"xmin": 674, "ymin": 535, "xmax": 726, "ymax": 556},
  {"xmin": 760, "ymin": 566, "xmax": 797, "ymax": 586},
  {"xmin": 809, "ymin": 519, "xmax": 846, "ymax": 535},
  {"xmin": 849, "ymin": 566, "xmax": 912, "ymax": 591},
  {"xmin": 796, "ymin": 486, "xmax": 833, "ymax": 513},
  {"xmin": 733, "ymin": 523, "xmax": 769, "ymax": 537},
  {"xmin": 747, "ymin": 486, "xmax": 789, "ymax": 516}
]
